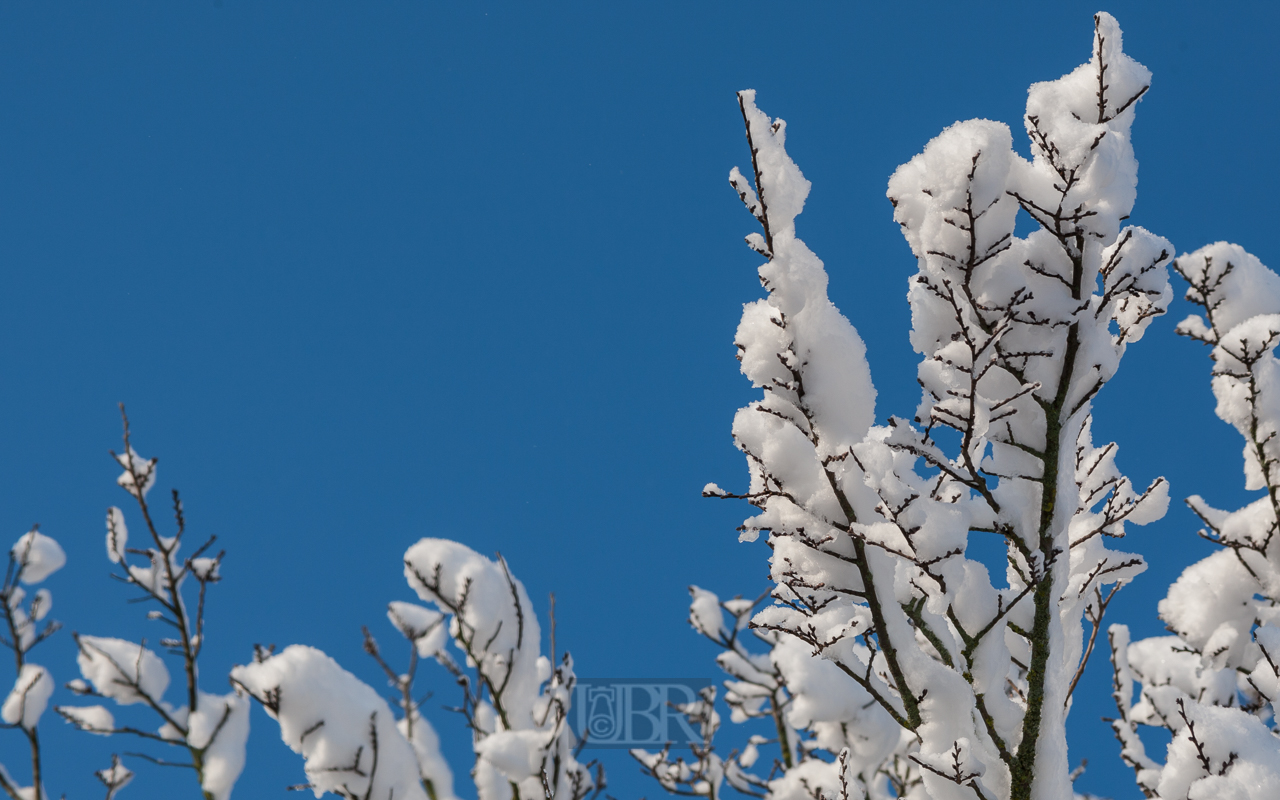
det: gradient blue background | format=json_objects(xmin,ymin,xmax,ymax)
[{"xmin": 0, "ymin": 2, "xmax": 1274, "ymax": 798}]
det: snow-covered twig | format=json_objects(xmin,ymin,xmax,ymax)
[{"xmin": 56, "ymin": 408, "xmax": 248, "ymax": 800}]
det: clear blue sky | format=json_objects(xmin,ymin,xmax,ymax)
[{"xmin": 1, "ymin": 2, "xmax": 1275, "ymax": 798}]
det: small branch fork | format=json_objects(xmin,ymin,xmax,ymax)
[
  {"xmin": 909, "ymin": 741, "xmax": 994, "ymax": 800},
  {"xmin": 1065, "ymin": 583, "xmax": 1120, "ymax": 706},
  {"xmin": 1175, "ymin": 698, "xmax": 1238, "ymax": 779}
]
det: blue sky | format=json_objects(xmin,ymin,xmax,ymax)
[{"xmin": 1, "ymin": 2, "xmax": 1276, "ymax": 798}]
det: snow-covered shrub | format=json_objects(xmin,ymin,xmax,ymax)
[
  {"xmin": 231, "ymin": 643, "xmax": 448, "ymax": 800},
  {"xmin": 643, "ymin": 14, "xmax": 1173, "ymax": 800},
  {"xmin": 55, "ymin": 408, "xmax": 249, "ymax": 800},
  {"xmin": 4, "ymin": 410, "xmax": 597, "ymax": 800},
  {"xmin": 1108, "ymin": 244, "xmax": 1280, "ymax": 799},
  {"xmin": 234, "ymin": 538, "xmax": 599, "ymax": 800}
]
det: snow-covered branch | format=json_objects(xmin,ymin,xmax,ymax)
[
  {"xmin": 56, "ymin": 407, "xmax": 249, "ymax": 800},
  {"xmin": 238, "ymin": 539, "xmax": 600, "ymax": 800},
  {"xmin": 1109, "ymin": 243, "xmax": 1280, "ymax": 798},
  {"xmin": 683, "ymin": 13, "xmax": 1170, "ymax": 800}
]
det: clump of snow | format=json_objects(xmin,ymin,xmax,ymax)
[
  {"xmin": 2, "ymin": 663, "xmax": 53, "ymax": 730},
  {"xmin": 387, "ymin": 600, "xmax": 447, "ymax": 657},
  {"xmin": 96, "ymin": 755, "xmax": 133, "ymax": 798},
  {"xmin": 1175, "ymin": 243, "xmax": 1280, "ymax": 344},
  {"xmin": 190, "ymin": 557, "xmax": 220, "ymax": 582},
  {"xmin": 734, "ymin": 89, "xmax": 878, "ymax": 473},
  {"xmin": 106, "ymin": 506, "xmax": 128, "ymax": 564},
  {"xmin": 57, "ymin": 704, "xmax": 116, "ymax": 734},
  {"xmin": 74, "ymin": 635, "xmax": 169, "ymax": 705},
  {"xmin": 231, "ymin": 645, "xmax": 437, "ymax": 800},
  {"xmin": 113, "ymin": 446, "xmax": 156, "ymax": 498},
  {"xmin": 28, "ymin": 589, "xmax": 51, "ymax": 621},
  {"xmin": 189, "ymin": 691, "xmax": 250, "ymax": 800},
  {"xmin": 10, "ymin": 530, "xmax": 65, "ymax": 584},
  {"xmin": 1016, "ymin": 11, "xmax": 1149, "ymax": 247},
  {"xmin": 403, "ymin": 539, "xmax": 543, "ymax": 724},
  {"xmin": 1159, "ymin": 705, "xmax": 1280, "ymax": 800},
  {"xmin": 688, "ymin": 586, "xmax": 729, "ymax": 642}
]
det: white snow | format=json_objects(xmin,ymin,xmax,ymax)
[
  {"xmin": 2, "ymin": 664, "xmax": 53, "ymax": 730},
  {"xmin": 387, "ymin": 600, "xmax": 448, "ymax": 657},
  {"xmin": 113, "ymin": 445, "xmax": 156, "ymax": 498},
  {"xmin": 231, "ymin": 645, "xmax": 434, "ymax": 800},
  {"xmin": 106, "ymin": 506, "xmax": 128, "ymax": 564},
  {"xmin": 10, "ymin": 530, "xmax": 65, "ymax": 584},
  {"xmin": 189, "ymin": 691, "xmax": 250, "ymax": 800},
  {"xmin": 56, "ymin": 704, "xmax": 116, "ymax": 734},
  {"xmin": 74, "ymin": 635, "xmax": 169, "ymax": 706}
]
